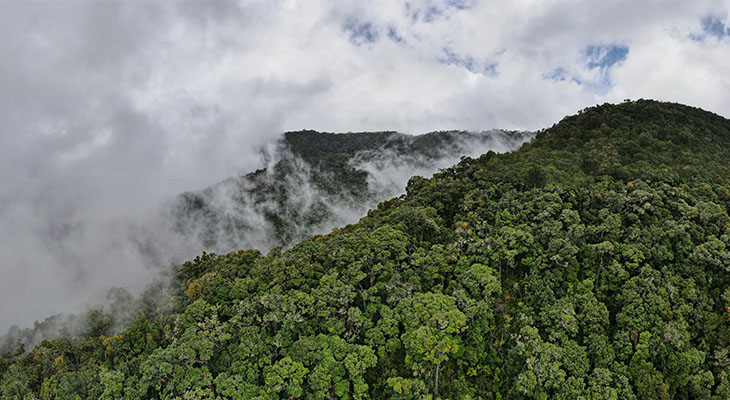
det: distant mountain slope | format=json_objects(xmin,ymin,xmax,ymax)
[{"xmin": 166, "ymin": 129, "xmax": 531, "ymax": 251}]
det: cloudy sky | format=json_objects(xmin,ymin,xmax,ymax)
[{"xmin": 1, "ymin": 0, "xmax": 730, "ymax": 330}]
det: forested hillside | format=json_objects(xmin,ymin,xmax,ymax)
[
  {"xmin": 3, "ymin": 100, "xmax": 730, "ymax": 399},
  {"xmin": 0, "ymin": 129, "xmax": 528, "ymax": 359},
  {"xmin": 168, "ymin": 129, "xmax": 528, "ymax": 251}
]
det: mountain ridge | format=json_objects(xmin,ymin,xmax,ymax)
[
  {"xmin": 168, "ymin": 128, "xmax": 530, "ymax": 251},
  {"xmin": 3, "ymin": 100, "xmax": 730, "ymax": 399}
]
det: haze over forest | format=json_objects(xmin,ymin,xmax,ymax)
[
  {"xmin": 2, "ymin": 0, "xmax": 730, "ymax": 356},
  {"xmin": 3, "ymin": 2, "xmax": 730, "ymax": 399}
]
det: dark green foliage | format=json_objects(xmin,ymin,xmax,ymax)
[{"xmin": 3, "ymin": 100, "xmax": 730, "ymax": 399}]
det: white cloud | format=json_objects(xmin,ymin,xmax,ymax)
[{"xmin": 608, "ymin": 24, "xmax": 730, "ymax": 112}]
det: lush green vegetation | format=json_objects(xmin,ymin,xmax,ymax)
[{"xmin": 3, "ymin": 100, "xmax": 730, "ymax": 399}]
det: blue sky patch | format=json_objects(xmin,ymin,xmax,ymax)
[
  {"xmin": 544, "ymin": 45, "xmax": 628, "ymax": 90},
  {"xmin": 701, "ymin": 16, "xmax": 730, "ymax": 38},
  {"xmin": 545, "ymin": 68, "xmax": 567, "ymax": 81},
  {"xmin": 586, "ymin": 45, "xmax": 629, "ymax": 69},
  {"xmin": 423, "ymin": 6, "xmax": 442, "ymax": 22},
  {"xmin": 544, "ymin": 67, "xmax": 582, "ymax": 85},
  {"xmin": 345, "ymin": 21, "xmax": 379, "ymax": 46},
  {"xmin": 387, "ymin": 26, "xmax": 405, "ymax": 43},
  {"xmin": 406, "ymin": 0, "xmax": 474, "ymax": 23},
  {"xmin": 440, "ymin": 48, "xmax": 497, "ymax": 76},
  {"xmin": 445, "ymin": 0, "xmax": 473, "ymax": 10}
]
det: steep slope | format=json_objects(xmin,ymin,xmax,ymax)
[
  {"xmin": 167, "ymin": 129, "xmax": 529, "ymax": 251},
  {"xmin": 3, "ymin": 100, "xmax": 730, "ymax": 399}
]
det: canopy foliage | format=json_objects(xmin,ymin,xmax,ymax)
[{"xmin": 3, "ymin": 100, "xmax": 730, "ymax": 399}]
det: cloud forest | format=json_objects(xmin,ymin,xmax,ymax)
[{"xmin": 3, "ymin": 100, "xmax": 730, "ymax": 399}]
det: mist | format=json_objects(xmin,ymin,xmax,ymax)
[
  {"xmin": 351, "ymin": 131, "xmax": 526, "ymax": 200},
  {"xmin": 0, "ymin": 129, "xmax": 531, "ymax": 349},
  {"xmin": 3, "ymin": 0, "xmax": 729, "ymax": 341},
  {"xmin": 166, "ymin": 130, "xmax": 534, "ymax": 256}
]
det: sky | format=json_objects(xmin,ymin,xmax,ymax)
[{"xmin": 1, "ymin": 0, "xmax": 730, "ymax": 330}]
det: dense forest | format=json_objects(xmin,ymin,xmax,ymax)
[{"xmin": 3, "ymin": 99, "xmax": 730, "ymax": 399}]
